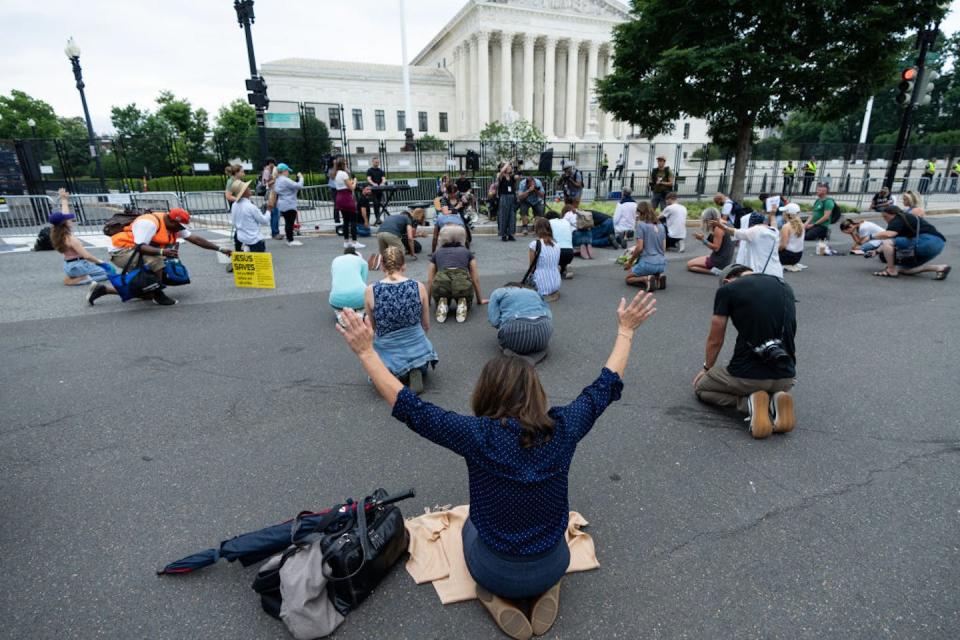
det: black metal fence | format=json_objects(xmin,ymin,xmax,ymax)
[{"xmin": 3, "ymin": 135, "xmax": 960, "ymax": 202}]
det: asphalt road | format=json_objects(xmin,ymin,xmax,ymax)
[{"xmin": 1, "ymin": 220, "xmax": 958, "ymax": 639}]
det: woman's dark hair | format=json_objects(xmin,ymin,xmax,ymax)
[
  {"xmin": 343, "ymin": 246, "xmax": 357, "ymax": 255},
  {"xmin": 265, "ymin": 157, "xmax": 276, "ymax": 166},
  {"xmin": 445, "ymin": 181, "xmax": 459, "ymax": 196},
  {"xmin": 504, "ymin": 281, "xmax": 537, "ymax": 290},
  {"xmin": 471, "ymin": 355, "xmax": 555, "ymax": 448}
]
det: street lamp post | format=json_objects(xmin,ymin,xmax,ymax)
[
  {"xmin": 234, "ymin": 0, "xmax": 270, "ymax": 165},
  {"xmin": 64, "ymin": 37, "xmax": 107, "ymax": 192},
  {"xmin": 27, "ymin": 118, "xmax": 37, "ymax": 138}
]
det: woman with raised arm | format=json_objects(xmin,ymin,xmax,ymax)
[
  {"xmin": 336, "ymin": 291, "xmax": 656, "ymax": 640},
  {"xmin": 48, "ymin": 188, "xmax": 119, "ymax": 304}
]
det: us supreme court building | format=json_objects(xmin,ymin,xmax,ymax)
[{"xmin": 261, "ymin": 0, "xmax": 708, "ymax": 144}]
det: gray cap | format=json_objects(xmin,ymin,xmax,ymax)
[{"xmin": 718, "ymin": 263, "xmax": 751, "ymax": 285}]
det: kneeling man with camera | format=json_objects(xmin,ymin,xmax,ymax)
[{"xmin": 693, "ymin": 264, "xmax": 797, "ymax": 438}]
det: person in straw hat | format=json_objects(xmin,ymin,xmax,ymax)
[{"xmin": 230, "ymin": 178, "xmax": 270, "ymax": 254}]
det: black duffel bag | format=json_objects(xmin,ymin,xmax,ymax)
[
  {"xmin": 322, "ymin": 489, "xmax": 410, "ymax": 615},
  {"xmin": 251, "ymin": 488, "xmax": 413, "ymax": 631}
]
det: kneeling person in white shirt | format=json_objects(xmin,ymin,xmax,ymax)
[
  {"xmin": 660, "ymin": 192, "xmax": 687, "ymax": 252},
  {"xmin": 230, "ymin": 179, "xmax": 270, "ymax": 253}
]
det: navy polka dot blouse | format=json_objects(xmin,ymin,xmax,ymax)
[{"xmin": 391, "ymin": 367, "xmax": 623, "ymax": 557}]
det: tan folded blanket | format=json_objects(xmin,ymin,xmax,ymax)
[{"xmin": 404, "ymin": 505, "xmax": 599, "ymax": 604}]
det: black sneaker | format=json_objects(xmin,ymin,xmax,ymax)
[
  {"xmin": 508, "ymin": 235, "xmax": 516, "ymax": 241},
  {"xmin": 153, "ymin": 290, "xmax": 178, "ymax": 306},
  {"xmin": 501, "ymin": 236, "xmax": 508, "ymax": 242},
  {"xmin": 86, "ymin": 283, "xmax": 108, "ymax": 306}
]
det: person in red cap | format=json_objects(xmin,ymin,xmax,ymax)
[{"xmin": 109, "ymin": 208, "xmax": 231, "ymax": 305}]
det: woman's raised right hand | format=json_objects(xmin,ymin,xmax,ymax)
[{"xmin": 617, "ymin": 291, "xmax": 657, "ymax": 332}]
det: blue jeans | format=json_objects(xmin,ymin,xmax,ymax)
[
  {"xmin": 462, "ymin": 517, "xmax": 569, "ymax": 600},
  {"xmin": 892, "ymin": 234, "xmax": 945, "ymax": 267},
  {"xmin": 631, "ymin": 258, "xmax": 666, "ymax": 276},
  {"xmin": 63, "ymin": 259, "xmax": 109, "ymax": 282},
  {"xmin": 269, "ymin": 206, "xmax": 280, "ymax": 237}
]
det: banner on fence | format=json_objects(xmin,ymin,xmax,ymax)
[{"xmin": 231, "ymin": 252, "xmax": 276, "ymax": 289}]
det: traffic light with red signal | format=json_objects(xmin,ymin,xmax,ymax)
[{"xmin": 895, "ymin": 67, "xmax": 917, "ymax": 108}]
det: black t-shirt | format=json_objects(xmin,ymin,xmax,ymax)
[
  {"xmin": 497, "ymin": 175, "xmax": 516, "ymax": 196},
  {"xmin": 455, "ymin": 177, "xmax": 472, "ymax": 193},
  {"xmin": 886, "ymin": 211, "xmax": 945, "ymax": 241},
  {"xmin": 713, "ymin": 274, "xmax": 797, "ymax": 380},
  {"xmin": 366, "ymin": 167, "xmax": 385, "ymax": 185}
]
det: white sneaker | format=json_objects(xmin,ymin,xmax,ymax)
[
  {"xmin": 824, "ymin": 246, "xmax": 839, "ymax": 256},
  {"xmin": 287, "ymin": 240, "xmax": 303, "ymax": 247},
  {"xmin": 456, "ymin": 298, "xmax": 468, "ymax": 323},
  {"xmin": 784, "ymin": 264, "xmax": 801, "ymax": 272},
  {"xmin": 677, "ymin": 240, "xmax": 686, "ymax": 253},
  {"xmin": 353, "ymin": 241, "xmax": 366, "ymax": 249},
  {"xmin": 797, "ymin": 263, "xmax": 809, "ymax": 270},
  {"xmin": 436, "ymin": 297, "xmax": 448, "ymax": 323}
]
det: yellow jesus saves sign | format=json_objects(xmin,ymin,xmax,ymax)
[{"xmin": 231, "ymin": 252, "xmax": 275, "ymax": 289}]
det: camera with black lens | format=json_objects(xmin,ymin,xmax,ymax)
[{"xmin": 751, "ymin": 339, "xmax": 791, "ymax": 365}]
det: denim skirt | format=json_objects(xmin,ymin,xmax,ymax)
[{"xmin": 462, "ymin": 517, "xmax": 569, "ymax": 600}]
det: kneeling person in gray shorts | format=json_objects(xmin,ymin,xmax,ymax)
[{"xmin": 487, "ymin": 283, "xmax": 553, "ymax": 358}]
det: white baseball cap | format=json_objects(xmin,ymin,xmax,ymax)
[{"xmin": 778, "ymin": 203, "xmax": 801, "ymax": 214}]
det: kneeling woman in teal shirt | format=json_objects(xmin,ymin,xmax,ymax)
[
  {"xmin": 335, "ymin": 292, "xmax": 656, "ymax": 640},
  {"xmin": 329, "ymin": 247, "xmax": 368, "ymax": 321}
]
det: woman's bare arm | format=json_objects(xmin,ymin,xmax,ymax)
[{"xmin": 603, "ymin": 292, "xmax": 657, "ymax": 377}]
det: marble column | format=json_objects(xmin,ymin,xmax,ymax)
[
  {"xmin": 565, "ymin": 39, "xmax": 580, "ymax": 139},
  {"xmin": 453, "ymin": 46, "xmax": 463, "ymax": 136},
  {"xmin": 499, "ymin": 32, "xmax": 513, "ymax": 118},
  {"xmin": 469, "ymin": 37, "xmax": 479, "ymax": 134},
  {"xmin": 542, "ymin": 36, "xmax": 557, "ymax": 139},
  {"xmin": 476, "ymin": 31, "xmax": 491, "ymax": 131},
  {"xmin": 522, "ymin": 33, "xmax": 536, "ymax": 122},
  {"xmin": 602, "ymin": 49, "xmax": 616, "ymax": 139},
  {"xmin": 584, "ymin": 40, "xmax": 601, "ymax": 140}
]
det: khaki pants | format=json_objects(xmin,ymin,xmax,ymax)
[
  {"xmin": 431, "ymin": 268, "xmax": 473, "ymax": 306},
  {"xmin": 377, "ymin": 232, "xmax": 404, "ymax": 254},
  {"xmin": 110, "ymin": 249, "xmax": 164, "ymax": 273},
  {"xmin": 695, "ymin": 366, "xmax": 794, "ymax": 414}
]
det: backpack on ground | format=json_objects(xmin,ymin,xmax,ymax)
[
  {"xmin": 829, "ymin": 201, "xmax": 842, "ymax": 224},
  {"xmin": 34, "ymin": 226, "xmax": 54, "ymax": 251},
  {"xmin": 103, "ymin": 207, "xmax": 147, "ymax": 236}
]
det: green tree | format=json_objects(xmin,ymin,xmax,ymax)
[
  {"xmin": 0, "ymin": 90, "xmax": 62, "ymax": 138},
  {"xmin": 212, "ymin": 99, "xmax": 258, "ymax": 162},
  {"xmin": 57, "ymin": 116, "xmax": 95, "ymax": 176},
  {"xmin": 417, "ymin": 134, "xmax": 446, "ymax": 151},
  {"xmin": 597, "ymin": 0, "xmax": 949, "ymax": 199},
  {"xmin": 479, "ymin": 119, "xmax": 546, "ymax": 169}
]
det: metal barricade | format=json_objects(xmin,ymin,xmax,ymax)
[
  {"xmin": 0, "ymin": 195, "xmax": 55, "ymax": 236},
  {"xmin": 131, "ymin": 192, "xmax": 182, "ymax": 212},
  {"xmin": 180, "ymin": 191, "xmax": 231, "ymax": 231},
  {"xmin": 69, "ymin": 193, "xmax": 131, "ymax": 234},
  {"xmin": 296, "ymin": 185, "xmax": 335, "ymax": 226}
]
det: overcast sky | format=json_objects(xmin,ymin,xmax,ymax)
[{"xmin": 3, "ymin": 0, "xmax": 959, "ymax": 134}]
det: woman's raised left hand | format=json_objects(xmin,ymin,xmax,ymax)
[{"xmin": 336, "ymin": 308, "xmax": 375, "ymax": 356}]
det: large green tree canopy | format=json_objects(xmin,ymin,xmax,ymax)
[{"xmin": 597, "ymin": 0, "xmax": 949, "ymax": 198}]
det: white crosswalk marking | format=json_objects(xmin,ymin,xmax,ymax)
[{"xmin": 0, "ymin": 230, "xmax": 233, "ymax": 255}]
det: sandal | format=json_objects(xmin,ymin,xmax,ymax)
[
  {"xmin": 935, "ymin": 265, "xmax": 951, "ymax": 281},
  {"xmin": 873, "ymin": 270, "xmax": 898, "ymax": 278}
]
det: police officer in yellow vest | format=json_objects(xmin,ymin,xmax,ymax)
[
  {"xmin": 950, "ymin": 160, "xmax": 960, "ymax": 193},
  {"xmin": 919, "ymin": 159, "xmax": 936, "ymax": 194},
  {"xmin": 782, "ymin": 161, "xmax": 796, "ymax": 195},
  {"xmin": 802, "ymin": 158, "xmax": 817, "ymax": 195}
]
